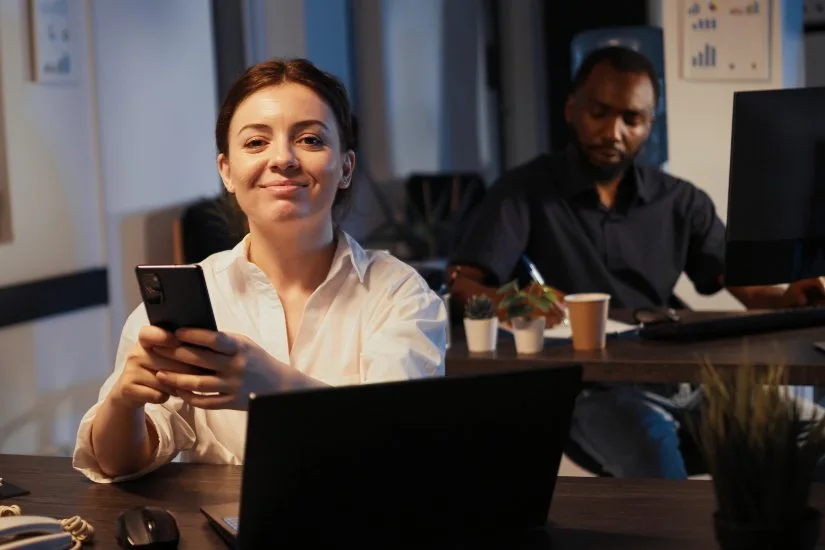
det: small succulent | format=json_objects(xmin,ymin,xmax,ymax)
[
  {"xmin": 464, "ymin": 294, "xmax": 496, "ymax": 320},
  {"xmin": 496, "ymin": 280, "xmax": 555, "ymax": 321}
]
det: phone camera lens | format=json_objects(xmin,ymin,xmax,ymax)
[{"xmin": 142, "ymin": 273, "xmax": 164, "ymax": 305}]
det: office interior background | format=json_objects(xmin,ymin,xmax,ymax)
[{"xmin": 0, "ymin": 0, "xmax": 823, "ymax": 457}]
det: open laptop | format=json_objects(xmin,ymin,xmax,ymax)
[{"xmin": 202, "ymin": 365, "xmax": 583, "ymax": 548}]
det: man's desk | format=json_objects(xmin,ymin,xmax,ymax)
[
  {"xmin": 7, "ymin": 454, "xmax": 824, "ymax": 549},
  {"xmin": 447, "ymin": 311, "xmax": 825, "ymax": 385}
]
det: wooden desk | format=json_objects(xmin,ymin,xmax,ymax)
[
  {"xmin": 447, "ymin": 311, "xmax": 825, "ymax": 385},
  {"xmin": 3, "ymin": 454, "xmax": 824, "ymax": 548}
]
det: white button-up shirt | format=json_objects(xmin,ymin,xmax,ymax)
[{"xmin": 73, "ymin": 231, "xmax": 447, "ymax": 483}]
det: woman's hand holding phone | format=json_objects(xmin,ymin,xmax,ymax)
[
  {"xmin": 107, "ymin": 326, "xmax": 206, "ymax": 410},
  {"xmin": 150, "ymin": 329, "xmax": 308, "ymax": 410}
]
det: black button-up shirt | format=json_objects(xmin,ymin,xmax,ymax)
[{"xmin": 450, "ymin": 147, "xmax": 726, "ymax": 310}]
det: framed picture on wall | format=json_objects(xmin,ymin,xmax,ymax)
[
  {"xmin": 28, "ymin": 0, "xmax": 76, "ymax": 84},
  {"xmin": 681, "ymin": 0, "xmax": 771, "ymax": 82}
]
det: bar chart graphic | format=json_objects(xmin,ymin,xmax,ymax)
[
  {"xmin": 691, "ymin": 43, "xmax": 717, "ymax": 68},
  {"xmin": 680, "ymin": 0, "xmax": 770, "ymax": 81},
  {"xmin": 692, "ymin": 18, "xmax": 717, "ymax": 30}
]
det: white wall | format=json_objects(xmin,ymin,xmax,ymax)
[
  {"xmin": 90, "ymin": 0, "xmax": 221, "ymax": 346},
  {"xmin": 654, "ymin": 0, "xmax": 804, "ymax": 310},
  {"xmin": 0, "ymin": 0, "xmax": 104, "ymax": 286},
  {"xmin": 0, "ymin": 0, "xmax": 110, "ymax": 456},
  {"xmin": 0, "ymin": 0, "xmax": 220, "ymax": 456}
]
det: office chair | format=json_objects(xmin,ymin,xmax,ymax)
[
  {"xmin": 177, "ymin": 195, "xmax": 243, "ymax": 264},
  {"xmin": 404, "ymin": 172, "xmax": 487, "ymax": 260}
]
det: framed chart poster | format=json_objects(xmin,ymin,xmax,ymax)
[
  {"xmin": 28, "ymin": 0, "xmax": 76, "ymax": 84},
  {"xmin": 681, "ymin": 0, "xmax": 771, "ymax": 82}
]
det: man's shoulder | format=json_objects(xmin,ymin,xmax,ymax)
[{"xmin": 638, "ymin": 164, "xmax": 709, "ymax": 200}]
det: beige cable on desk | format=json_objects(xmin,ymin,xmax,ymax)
[{"xmin": 0, "ymin": 504, "xmax": 94, "ymax": 549}]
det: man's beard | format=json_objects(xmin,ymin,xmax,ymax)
[{"xmin": 573, "ymin": 140, "xmax": 635, "ymax": 183}]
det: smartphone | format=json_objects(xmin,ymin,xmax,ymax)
[{"xmin": 135, "ymin": 265, "xmax": 218, "ymax": 333}]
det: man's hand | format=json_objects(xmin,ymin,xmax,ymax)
[
  {"xmin": 780, "ymin": 277, "xmax": 825, "ymax": 307},
  {"xmin": 727, "ymin": 276, "xmax": 825, "ymax": 309},
  {"xmin": 446, "ymin": 264, "xmax": 566, "ymax": 327}
]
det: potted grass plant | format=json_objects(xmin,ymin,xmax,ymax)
[
  {"xmin": 496, "ymin": 280, "xmax": 555, "ymax": 354},
  {"xmin": 463, "ymin": 294, "xmax": 498, "ymax": 352},
  {"xmin": 692, "ymin": 359, "xmax": 825, "ymax": 550}
]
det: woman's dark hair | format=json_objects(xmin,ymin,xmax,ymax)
[{"xmin": 215, "ymin": 58, "xmax": 356, "ymax": 236}]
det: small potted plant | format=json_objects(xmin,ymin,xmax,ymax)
[
  {"xmin": 462, "ymin": 294, "xmax": 498, "ymax": 352},
  {"xmin": 496, "ymin": 280, "xmax": 555, "ymax": 354},
  {"xmin": 692, "ymin": 359, "xmax": 825, "ymax": 550}
]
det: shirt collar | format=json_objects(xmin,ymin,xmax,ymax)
[
  {"xmin": 215, "ymin": 229, "xmax": 370, "ymax": 284},
  {"xmin": 559, "ymin": 144, "xmax": 652, "ymax": 204}
]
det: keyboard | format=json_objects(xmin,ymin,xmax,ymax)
[{"xmin": 638, "ymin": 306, "xmax": 825, "ymax": 341}]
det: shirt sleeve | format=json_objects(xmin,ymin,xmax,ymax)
[
  {"xmin": 683, "ymin": 185, "xmax": 726, "ymax": 295},
  {"xmin": 72, "ymin": 305, "xmax": 197, "ymax": 483},
  {"xmin": 359, "ymin": 272, "xmax": 447, "ymax": 383},
  {"xmin": 448, "ymin": 174, "xmax": 531, "ymax": 285}
]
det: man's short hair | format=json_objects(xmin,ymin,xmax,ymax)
[{"xmin": 571, "ymin": 46, "xmax": 660, "ymax": 103}]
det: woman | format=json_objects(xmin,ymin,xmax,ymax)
[{"xmin": 73, "ymin": 58, "xmax": 447, "ymax": 483}]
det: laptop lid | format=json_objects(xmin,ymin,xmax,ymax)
[{"xmin": 235, "ymin": 365, "xmax": 583, "ymax": 548}]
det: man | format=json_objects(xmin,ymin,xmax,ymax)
[{"xmin": 447, "ymin": 46, "xmax": 825, "ymax": 479}]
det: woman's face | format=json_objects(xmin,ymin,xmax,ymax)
[{"xmin": 218, "ymin": 83, "xmax": 354, "ymax": 230}]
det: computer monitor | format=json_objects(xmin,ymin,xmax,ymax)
[{"xmin": 725, "ymin": 87, "xmax": 825, "ymax": 286}]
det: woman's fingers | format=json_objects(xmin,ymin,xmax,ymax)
[
  {"xmin": 141, "ymin": 350, "xmax": 214, "ymax": 375},
  {"xmin": 138, "ymin": 325, "xmax": 179, "ymax": 349},
  {"xmin": 152, "ymin": 345, "xmax": 234, "ymax": 373},
  {"xmin": 173, "ymin": 390, "xmax": 236, "ymax": 410},
  {"xmin": 175, "ymin": 329, "xmax": 240, "ymax": 355},
  {"xmin": 118, "ymin": 382, "xmax": 172, "ymax": 405},
  {"xmin": 155, "ymin": 371, "xmax": 230, "ymax": 394}
]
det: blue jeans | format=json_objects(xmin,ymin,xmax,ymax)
[
  {"xmin": 571, "ymin": 384, "xmax": 825, "ymax": 479},
  {"xmin": 569, "ymin": 385, "xmax": 702, "ymax": 479}
]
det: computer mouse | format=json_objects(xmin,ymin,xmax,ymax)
[{"xmin": 116, "ymin": 506, "xmax": 180, "ymax": 549}]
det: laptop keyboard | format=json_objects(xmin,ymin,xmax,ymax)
[
  {"xmin": 224, "ymin": 517, "xmax": 240, "ymax": 532},
  {"xmin": 637, "ymin": 305, "xmax": 825, "ymax": 341}
]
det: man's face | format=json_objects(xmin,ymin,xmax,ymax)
[{"xmin": 565, "ymin": 62, "xmax": 656, "ymax": 182}]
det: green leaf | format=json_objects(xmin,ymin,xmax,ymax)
[
  {"xmin": 497, "ymin": 280, "xmax": 519, "ymax": 295},
  {"xmin": 526, "ymin": 294, "xmax": 551, "ymax": 312},
  {"xmin": 498, "ymin": 296, "xmax": 514, "ymax": 310}
]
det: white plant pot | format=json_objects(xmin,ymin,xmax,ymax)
[
  {"xmin": 463, "ymin": 317, "xmax": 498, "ymax": 352},
  {"xmin": 511, "ymin": 317, "xmax": 546, "ymax": 354}
]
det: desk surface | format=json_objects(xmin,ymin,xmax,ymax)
[
  {"xmin": 447, "ymin": 311, "xmax": 825, "ymax": 385},
  {"xmin": 3, "ymin": 454, "xmax": 825, "ymax": 549}
]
